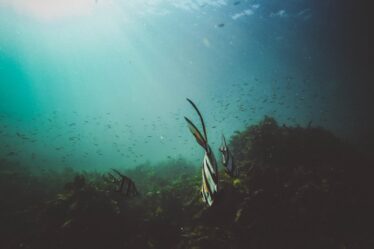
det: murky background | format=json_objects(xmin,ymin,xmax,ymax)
[{"xmin": 0, "ymin": 0, "xmax": 370, "ymax": 170}]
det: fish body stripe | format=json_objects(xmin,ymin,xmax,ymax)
[
  {"xmin": 225, "ymin": 150, "xmax": 233, "ymax": 172},
  {"xmin": 221, "ymin": 144, "xmax": 236, "ymax": 177},
  {"xmin": 201, "ymin": 151, "xmax": 218, "ymax": 206},
  {"xmin": 202, "ymin": 161, "xmax": 215, "ymax": 195},
  {"xmin": 201, "ymin": 173, "xmax": 214, "ymax": 205},
  {"xmin": 204, "ymin": 153, "xmax": 218, "ymax": 180},
  {"xmin": 201, "ymin": 169, "xmax": 212, "ymax": 205},
  {"xmin": 203, "ymin": 156, "xmax": 218, "ymax": 192},
  {"xmin": 204, "ymin": 153, "xmax": 214, "ymax": 172}
]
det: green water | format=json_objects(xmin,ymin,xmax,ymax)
[
  {"xmin": 0, "ymin": 2, "xmax": 371, "ymax": 249},
  {"xmin": 0, "ymin": 0, "xmax": 370, "ymax": 171}
]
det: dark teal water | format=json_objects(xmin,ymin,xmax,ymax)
[{"xmin": 0, "ymin": 0, "xmax": 370, "ymax": 171}]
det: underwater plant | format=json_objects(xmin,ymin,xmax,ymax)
[{"xmin": 0, "ymin": 117, "xmax": 372, "ymax": 249}]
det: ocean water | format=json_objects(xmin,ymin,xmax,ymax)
[
  {"xmin": 0, "ymin": 1, "xmax": 372, "ymax": 249},
  {"xmin": 0, "ymin": 0, "xmax": 370, "ymax": 170}
]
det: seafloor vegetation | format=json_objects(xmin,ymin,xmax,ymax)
[{"xmin": 0, "ymin": 117, "xmax": 372, "ymax": 249}]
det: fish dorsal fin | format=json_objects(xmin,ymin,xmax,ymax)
[
  {"xmin": 186, "ymin": 98, "xmax": 208, "ymax": 143},
  {"xmin": 222, "ymin": 134, "xmax": 227, "ymax": 148},
  {"xmin": 184, "ymin": 117, "xmax": 207, "ymax": 150}
]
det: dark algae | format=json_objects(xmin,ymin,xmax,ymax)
[{"xmin": 1, "ymin": 117, "xmax": 372, "ymax": 249}]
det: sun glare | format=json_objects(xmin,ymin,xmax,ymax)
[{"xmin": 0, "ymin": 0, "xmax": 98, "ymax": 20}]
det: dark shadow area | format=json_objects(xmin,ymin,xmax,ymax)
[{"xmin": 1, "ymin": 116, "xmax": 372, "ymax": 249}]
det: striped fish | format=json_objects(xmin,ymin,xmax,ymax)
[
  {"xmin": 108, "ymin": 169, "xmax": 138, "ymax": 197},
  {"xmin": 219, "ymin": 134, "xmax": 238, "ymax": 177},
  {"xmin": 185, "ymin": 98, "xmax": 218, "ymax": 206}
]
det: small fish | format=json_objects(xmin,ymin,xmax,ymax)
[
  {"xmin": 217, "ymin": 23, "xmax": 225, "ymax": 28},
  {"xmin": 219, "ymin": 134, "xmax": 238, "ymax": 177},
  {"xmin": 107, "ymin": 169, "xmax": 138, "ymax": 197},
  {"xmin": 185, "ymin": 98, "xmax": 218, "ymax": 206},
  {"xmin": 16, "ymin": 132, "xmax": 29, "ymax": 140}
]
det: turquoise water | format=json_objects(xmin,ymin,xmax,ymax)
[{"xmin": 0, "ymin": 0, "xmax": 370, "ymax": 171}]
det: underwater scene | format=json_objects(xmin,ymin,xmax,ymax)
[{"xmin": 0, "ymin": 0, "xmax": 371, "ymax": 248}]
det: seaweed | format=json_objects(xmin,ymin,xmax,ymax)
[{"xmin": 0, "ymin": 117, "xmax": 372, "ymax": 249}]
